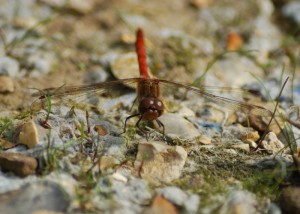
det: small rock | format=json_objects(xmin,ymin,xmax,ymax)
[
  {"xmin": 226, "ymin": 32, "xmax": 243, "ymax": 51},
  {"xmin": 189, "ymin": 0, "xmax": 212, "ymax": 9},
  {"xmin": 94, "ymin": 125, "xmax": 108, "ymax": 136},
  {"xmin": 198, "ymin": 135, "xmax": 212, "ymax": 145},
  {"xmin": 224, "ymin": 149, "xmax": 237, "ymax": 155},
  {"xmin": 278, "ymin": 186, "xmax": 300, "ymax": 214},
  {"xmin": 84, "ymin": 66, "xmax": 108, "ymax": 84},
  {"xmin": 240, "ymin": 131, "xmax": 260, "ymax": 142},
  {"xmin": 231, "ymin": 143, "xmax": 250, "ymax": 153},
  {"xmin": 158, "ymin": 186, "xmax": 200, "ymax": 213},
  {"xmin": 120, "ymin": 32, "xmax": 136, "ymax": 44},
  {"xmin": 111, "ymin": 52, "xmax": 141, "ymax": 82},
  {"xmin": 100, "ymin": 156, "xmax": 118, "ymax": 172},
  {"xmin": 219, "ymin": 190, "xmax": 258, "ymax": 214},
  {"xmin": 0, "ymin": 76, "xmax": 14, "ymax": 93},
  {"xmin": 0, "ymin": 181, "xmax": 70, "ymax": 213},
  {"xmin": 18, "ymin": 120, "xmax": 39, "ymax": 148},
  {"xmin": 134, "ymin": 140, "xmax": 187, "ymax": 184},
  {"xmin": 68, "ymin": 0, "xmax": 95, "ymax": 14},
  {"xmin": 0, "ymin": 152, "xmax": 37, "ymax": 176},
  {"xmin": 94, "ymin": 176, "xmax": 152, "ymax": 213},
  {"xmin": 282, "ymin": 1, "xmax": 300, "ymax": 25},
  {"xmin": 158, "ymin": 113, "xmax": 199, "ymax": 139},
  {"xmin": 149, "ymin": 195, "xmax": 179, "ymax": 214},
  {"xmin": 0, "ymin": 56, "xmax": 20, "ymax": 77},
  {"xmin": 41, "ymin": 0, "xmax": 95, "ymax": 14},
  {"xmin": 247, "ymin": 114, "xmax": 282, "ymax": 135},
  {"xmin": 261, "ymin": 132, "xmax": 284, "ymax": 153},
  {"xmin": 240, "ymin": 131, "xmax": 260, "ymax": 148},
  {"xmin": 27, "ymin": 53, "xmax": 53, "ymax": 76},
  {"xmin": 13, "ymin": 17, "xmax": 38, "ymax": 29},
  {"xmin": 112, "ymin": 172, "xmax": 128, "ymax": 183}
]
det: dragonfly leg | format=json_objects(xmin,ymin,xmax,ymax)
[
  {"xmin": 119, "ymin": 113, "xmax": 140, "ymax": 135},
  {"xmin": 156, "ymin": 119, "xmax": 165, "ymax": 137},
  {"xmin": 136, "ymin": 114, "xmax": 146, "ymax": 134}
]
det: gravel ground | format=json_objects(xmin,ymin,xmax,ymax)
[{"xmin": 0, "ymin": 0, "xmax": 300, "ymax": 213}]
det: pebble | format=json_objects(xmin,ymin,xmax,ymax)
[
  {"xmin": 226, "ymin": 32, "xmax": 243, "ymax": 51},
  {"xmin": 0, "ymin": 152, "xmax": 37, "ymax": 177},
  {"xmin": 83, "ymin": 66, "xmax": 108, "ymax": 84},
  {"xmin": 240, "ymin": 130, "xmax": 260, "ymax": 148},
  {"xmin": 278, "ymin": 186, "xmax": 300, "ymax": 214},
  {"xmin": 110, "ymin": 52, "xmax": 141, "ymax": 81},
  {"xmin": 17, "ymin": 120, "xmax": 39, "ymax": 149},
  {"xmin": 41, "ymin": 0, "xmax": 95, "ymax": 14},
  {"xmin": 240, "ymin": 131, "xmax": 260, "ymax": 142},
  {"xmin": 282, "ymin": 1, "xmax": 300, "ymax": 25},
  {"xmin": 99, "ymin": 156, "xmax": 118, "ymax": 172},
  {"xmin": 0, "ymin": 76, "xmax": 14, "ymax": 93},
  {"xmin": 189, "ymin": 0, "xmax": 212, "ymax": 9},
  {"xmin": 134, "ymin": 140, "xmax": 187, "ymax": 184},
  {"xmin": 0, "ymin": 56, "xmax": 20, "ymax": 77},
  {"xmin": 94, "ymin": 125, "xmax": 109, "ymax": 136},
  {"xmin": 68, "ymin": 0, "xmax": 95, "ymax": 14},
  {"xmin": 261, "ymin": 132, "xmax": 284, "ymax": 154},
  {"xmin": 231, "ymin": 143, "xmax": 250, "ymax": 153},
  {"xmin": 0, "ymin": 181, "xmax": 70, "ymax": 213},
  {"xmin": 94, "ymin": 175, "xmax": 152, "ymax": 213},
  {"xmin": 157, "ymin": 113, "xmax": 199, "ymax": 139},
  {"xmin": 27, "ymin": 53, "xmax": 53, "ymax": 76},
  {"xmin": 219, "ymin": 190, "xmax": 258, "ymax": 214},
  {"xmin": 158, "ymin": 186, "xmax": 200, "ymax": 213},
  {"xmin": 198, "ymin": 135, "xmax": 212, "ymax": 145}
]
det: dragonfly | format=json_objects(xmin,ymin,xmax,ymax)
[{"xmin": 32, "ymin": 28, "xmax": 274, "ymax": 135}]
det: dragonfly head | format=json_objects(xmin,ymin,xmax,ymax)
[{"xmin": 138, "ymin": 97, "xmax": 164, "ymax": 121}]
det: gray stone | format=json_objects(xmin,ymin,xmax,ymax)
[
  {"xmin": 219, "ymin": 190, "xmax": 258, "ymax": 214},
  {"xmin": 283, "ymin": 1, "xmax": 300, "ymax": 25},
  {"xmin": 0, "ymin": 181, "xmax": 70, "ymax": 213},
  {"xmin": 158, "ymin": 113, "xmax": 199, "ymax": 139},
  {"xmin": 0, "ymin": 57, "xmax": 20, "ymax": 77},
  {"xmin": 93, "ymin": 175, "xmax": 152, "ymax": 213}
]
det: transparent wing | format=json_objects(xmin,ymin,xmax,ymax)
[
  {"xmin": 158, "ymin": 79, "xmax": 273, "ymax": 117},
  {"xmin": 31, "ymin": 78, "xmax": 142, "ymax": 112}
]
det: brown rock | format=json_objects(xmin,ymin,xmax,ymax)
[
  {"xmin": 232, "ymin": 144, "xmax": 250, "ymax": 153},
  {"xmin": 248, "ymin": 115, "xmax": 282, "ymax": 135},
  {"xmin": 226, "ymin": 32, "xmax": 244, "ymax": 51},
  {"xmin": 240, "ymin": 131, "xmax": 260, "ymax": 142},
  {"xmin": 198, "ymin": 135, "xmax": 212, "ymax": 145},
  {"xmin": 149, "ymin": 195, "xmax": 179, "ymax": 214},
  {"xmin": 0, "ymin": 152, "xmax": 37, "ymax": 176},
  {"xmin": 0, "ymin": 76, "xmax": 14, "ymax": 93},
  {"xmin": 94, "ymin": 125, "xmax": 108, "ymax": 136},
  {"xmin": 18, "ymin": 120, "xmax": 39, "ymax": 148}
]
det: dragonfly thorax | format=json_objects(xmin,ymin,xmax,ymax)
[{"xmin": 138, "ymin": 97, "xmax": 164, "ymax": 121}]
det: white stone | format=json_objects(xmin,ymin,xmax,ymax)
[{"xmin": 134, "ymin": 140, "xmax": 187, "ymax": 184}]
